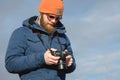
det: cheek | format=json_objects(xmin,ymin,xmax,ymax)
[
  {"xmin": 40, "ymin": 17, "xmax": 47, "ymax": 25},
  {"xmin": 43, "ymin": 18, "xmax": 49, "ymax": 25},
  {"xmin": 43, "ymin": 15, "xmax": 49, "ymax": 23}
]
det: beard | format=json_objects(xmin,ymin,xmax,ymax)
[{"xmin": 40, "ymin": 15, "xmax": 56, "ymax": 34}]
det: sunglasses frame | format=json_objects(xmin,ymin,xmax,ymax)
[{"xmin": 46, "ymin": 14, "xmax": 62, "ymax": 21}]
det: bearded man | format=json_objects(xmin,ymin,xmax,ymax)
[{"xmin": 5, "ymin": 0, "xmax": 76, "ymax": 80}]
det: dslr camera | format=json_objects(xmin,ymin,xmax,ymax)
[{"xmin": 51, "ymin": 51, "xmax": 68, "ymax": 70}]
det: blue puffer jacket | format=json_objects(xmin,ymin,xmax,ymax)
[{"xmin": 5, "ymin": 16, "xmax": 76, "ymax": 80}]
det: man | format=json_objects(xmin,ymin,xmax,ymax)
[{"xmin": 5, "ymin": 0, "xmax": 76, "ymax": 80}]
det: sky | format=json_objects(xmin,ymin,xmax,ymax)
[{"xmin": 0, "ymin": 0, "xmax": 120, "ymax": 80}]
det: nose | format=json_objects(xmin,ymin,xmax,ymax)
[{"xmin": 50, "ymin": 19, "xmax": 57, "ymax": 23}]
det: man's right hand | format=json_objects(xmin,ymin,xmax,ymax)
[{"xmin": 44, "ymin": 48, "xmax": 60, "ymax": 65}]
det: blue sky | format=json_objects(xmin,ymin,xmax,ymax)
[{"xmin": 0, "ymin": 0, "xmax": 120, "ymax": 80}]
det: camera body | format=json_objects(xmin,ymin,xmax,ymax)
[{"xmin": 52, "ymin": 51, "xmax": 68, "ymax": 70}]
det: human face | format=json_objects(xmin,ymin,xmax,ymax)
[
  {"xmin": 40, "ymin": 13, "xmax": 61, "ymax": 34},
  {"xmin": 41, "ymin": 13, "xmax": 62, "ymax": 26}
]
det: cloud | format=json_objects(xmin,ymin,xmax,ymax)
[
  {"xmin": 0, "ymin": 0, "xmax": 24, "ymax": 15},
  {"xmin": 65, "ymin": 1, "xmax": 120, "ymax": 79},
  {"xmin": 71, "ymin": 50, "xmax": 120, "ymax": 80},
  {"xmin": 64, "ymin": 0, "xmax": 120, "ymax": 54}
]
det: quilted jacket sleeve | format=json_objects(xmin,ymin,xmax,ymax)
[{"xmin": 5, "ymin": 27, "xmax": 45, "ymax": 73}]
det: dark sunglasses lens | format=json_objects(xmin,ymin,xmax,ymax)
[
  {"xmin": 49, "ymin": 15, "xmax": 55, "ymax": 19},
  {"xmin": 48, "ymin": 14, "xmax": 61, "ymax": 21}
]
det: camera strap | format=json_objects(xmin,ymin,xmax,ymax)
[
  {"xmin": 28, "ymin": 25, "xmax": 63, "ymax": 51},
  {"xmin": 27, "ymin": 25, "xmax": 49, "ymax": 51},
  {"xmin": 56, "ymin": 33, "xmax": 62, "ymax": 51}
]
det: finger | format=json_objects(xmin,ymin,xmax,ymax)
[
  {"xmin": 66, "ymin": 55, "xmax": 72, "ymax": 59},
  {"xmin": 50, "ymin": 48, "xmax": 57, "ymax": 52},
  {"xmin": 49, "ymin": 59, "xmax": 59, "ymax": 65},
  {"xmin": 46, "ymin": 50, "xmax": 60, "ymax": 59},
  {"xmin": 64, "ymin": 49, "xmax": 68, "ymax": 53},
  {"xmin": 67, "ymin": 58, "xmax": 73, "ymax": 67},
  {"xmin": 50, "ymin": 55, "xmax": 60, "ymax": 61}
]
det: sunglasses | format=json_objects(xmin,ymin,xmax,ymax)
[{"xmin": 46, "ymin": 14, "xmax": 62, "ymax": 21}]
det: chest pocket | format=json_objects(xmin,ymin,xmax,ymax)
[
  {"xmin": 25, "ymin": 33, "xmax": 46, "ymax": 55},
  {"xmin": 27, "ymin": 33, "xmax": 40, "ymax": 45}
]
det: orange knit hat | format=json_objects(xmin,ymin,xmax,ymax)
[{"xmin": 38, "ymin": 0, "xmax": 64, "ymax": 16}]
